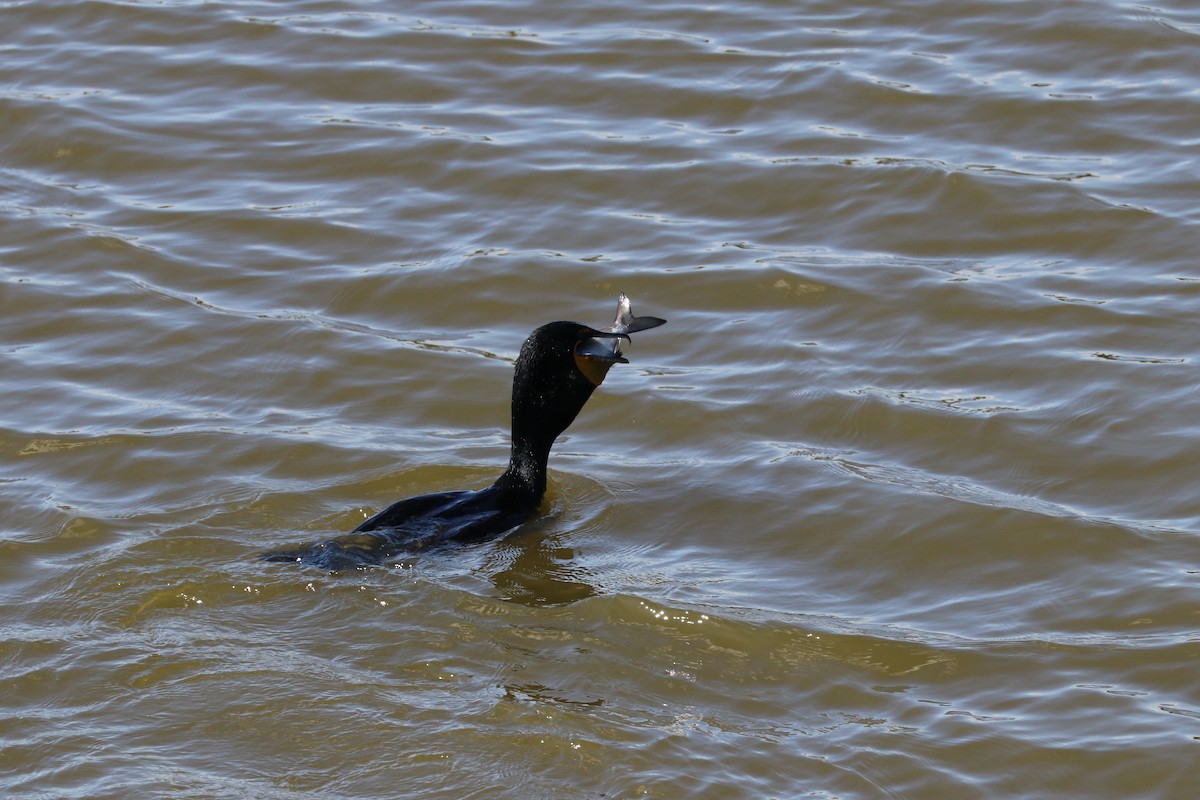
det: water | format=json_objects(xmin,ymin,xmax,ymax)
[{"xmin": 3, "ymin": 0, "xmax": 1199, "ymax": 797}]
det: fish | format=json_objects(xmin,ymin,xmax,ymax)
[{"xmin": 575, "ymin": 292, "xmax": 667, "ymax": 362}]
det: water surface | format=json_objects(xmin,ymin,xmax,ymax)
[{"xmin": 3, "ymin": 1, "xmax": 1199, "ymax": 797}]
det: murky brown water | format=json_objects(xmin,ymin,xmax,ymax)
[{"xmin": 3, "ymin": 1, "xmax": 1199, "ymax": 797}]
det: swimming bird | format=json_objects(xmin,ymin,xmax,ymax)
[{"xmin": 262, "ymin": 294, "xmax": 666, "ymax": 571}]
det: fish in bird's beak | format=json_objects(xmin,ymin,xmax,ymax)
[
  {"xmin": 606, "ymin": 292, "xmax": 668, "ymax": 337},
  {"xmin": 573, "ymin": 293, "xmax": 667, "ymax": 384}
]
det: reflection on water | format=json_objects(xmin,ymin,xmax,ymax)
[
  {"xmin": 491, "ymin": 530, "xmax": 599, "ymax": 607},
  {"xmin": 3, "ymin": 0, "xmax": 1200, "ymax": 797}
]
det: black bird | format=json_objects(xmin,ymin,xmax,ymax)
[{"xmin": 262, "ymin": 294, "xmax": 666, "ymax": 571}]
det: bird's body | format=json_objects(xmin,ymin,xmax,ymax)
[{"xmin": 262, "ymin": 297, "xmax": 665, "ymax": 571}]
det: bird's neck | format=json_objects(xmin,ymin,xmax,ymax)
[
  {"xmin": 496, "ymin": 433, "xmax": 552, "ymax": 502},
  {"xmin": 495, "ymin": 391, "xmax": 589, "ymax": 506},
  {"xmin": 494, "ymin": 344, "xmax": 598, "ymax": 508}
]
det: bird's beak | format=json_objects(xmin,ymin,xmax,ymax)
[
  {"xmin": 574, "ymin": 330, "xmax": 630, "ymax": 385},
  {"xmin": 573, "ymin": 294, "xmax": 668, "ymax": 386}
]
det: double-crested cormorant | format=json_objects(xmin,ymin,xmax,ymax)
[{"xmin": 262, "ymin": 294, "xmax": 666, "ymax": 571}]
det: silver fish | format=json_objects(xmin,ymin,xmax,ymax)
[
  {"xmin": 576, "ymin": 293, "xmax": 667, "ymax": 363},
  {"xmin": 604, "ymin": 292, "xmax": 667, "ymax": 337}
]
